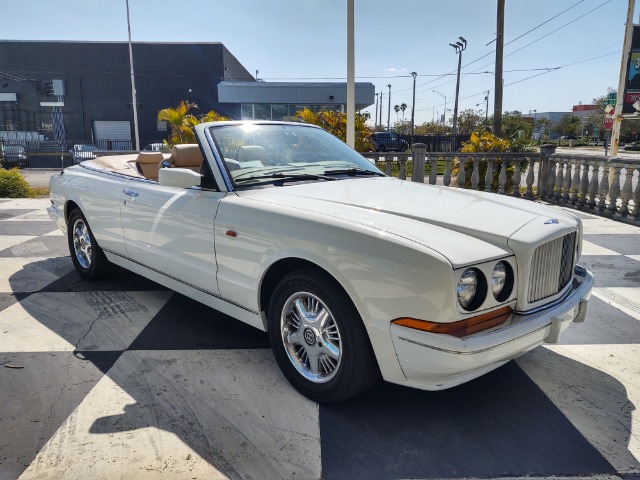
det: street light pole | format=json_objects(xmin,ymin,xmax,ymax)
[
  {"xmin": 125, "ymin": 0, "xmax": 140, "ymax": 151},
  {"xmin": 450, "ymin": 36, "xmax": 467, "ymax": 149},
  {"xmin": 387, "ymin": 84, "xmax": 391, "ymax": 130},
  {"xmin": 379, "ymin": 91, "xmax": 383, "ymax": 130},
  {"xmin": 485, "ymin": 91, "xmax": 489, "ymax": 130},
  {"xmin": 411, "ymin": 72, "xmax": 417, "ymax": 145},
  {"xmin": 374, "ymin": 93, "xmax": 379, "ymax": 128},
  {"xmin": 433, "ymin": 90, "xmax": 446, "ymax": 125}
]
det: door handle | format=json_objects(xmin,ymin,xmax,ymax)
[{"xmin": 123, "ymin": 189, "xmax": 139, "ymax": 197}]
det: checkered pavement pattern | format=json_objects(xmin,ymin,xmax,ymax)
[{"xmin": 0, "ymin": 198, "xmax": 638, "ymax": 480}]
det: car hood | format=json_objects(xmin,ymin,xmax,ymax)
[{"xmin": 235, "ymin": 177, "xmax": 578, "ymax": 265}]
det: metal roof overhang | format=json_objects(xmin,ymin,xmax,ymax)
[{"xmin": 217, "ymin": 81, "xmax": 375, "ymax": 110}]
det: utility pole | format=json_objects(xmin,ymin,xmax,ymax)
[
  {"xmin": 125, "ymin": 0, "xmax": 140, "ymax": 151},
  {"xmin": 411, "ymin": 72, "xmax": 417, "ymax": 145},
  {"xmin": 450, "ymin": 36, "xmax": 467, "ymax": 148},
  {"xmin": 387, "ymin": 84, "xmax": 391, "ymax": 130},
  {"xmin": 485, "ymin": 90, "xmax": 489, "ymax": 130},
  {"xmin": 610, "ymin": 0, "xmax": 636, "ymax": 157},
  {"xmin": 379, "ymin": 91, "xmax": 383, "ymax": 131},
  {"xmin": 346, "ymin": 0, "xmax": 355, "ymax": 148},
  {"xmin": 493, "ymin": 0, "xmax": 505, "ymax": 137},
  {"xmin": 374, "ymin": 93, "xmax": 379, "ymax": 128}
]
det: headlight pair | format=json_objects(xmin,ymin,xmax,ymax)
[{"xmin": 456, "ymin": 260, "xmax": 514, "ymax": 311}]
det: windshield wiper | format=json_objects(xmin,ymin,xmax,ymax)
[
  {"xmin": 234, "ymin": 172, "xmax": 338, "ymax": 185},
  {"xmin": 324, "ymin": 168, "xmax": 385, "ymax": 177}
]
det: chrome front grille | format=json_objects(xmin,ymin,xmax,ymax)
[{"xmin": 528, "ymin": 232, "xmax": 576, "ymax": 303}]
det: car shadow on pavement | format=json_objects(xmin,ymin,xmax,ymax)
[{"xmin": 7, "ymin": 258, "xmax": 636, "ymax": 479}]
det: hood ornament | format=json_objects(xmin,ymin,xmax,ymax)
[{"xmin": 544, "ymin": 218, "xmax": 559, "ymax": 224}]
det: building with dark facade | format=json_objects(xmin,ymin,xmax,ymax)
[
  {"xmin": 0, "ymin": 40, "xmax": 254, "ymax": 147},
  {"xmin": 0, "ymin": 40, "xmax": 374, "ymax": 151}
]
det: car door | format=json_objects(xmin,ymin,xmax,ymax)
[{"xmin": 120, "ymin": 178, "xmax": 224, "ymax": 296}]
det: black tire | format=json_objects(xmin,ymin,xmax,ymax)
[
  {"xmin": 377, "ymin": 145, "xmax": 386, "ymax": 152},
  {"xmin": 67, "ymin": 208, "xmax": 115, "ymax": 280},
  {"xmin": 268, "ymin": 269, "xmax": 380, "ymax": 403}
]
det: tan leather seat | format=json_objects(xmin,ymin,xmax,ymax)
[
  {"xmin": 170, "ymin": 144, "xmax": 203, "ymax": 172},
  {"xmin": 238, "ymin": 145, "xmax": 266, "ymax": 167},
  {"xmin": 135, "ymin": 151, "xmax": 164, "ymax": 180}
]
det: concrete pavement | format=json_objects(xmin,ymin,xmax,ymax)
[{"xmin": 0, "ymin": 198, "xmax": 639, "ymax": 479}]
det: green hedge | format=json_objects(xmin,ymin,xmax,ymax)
[{"xmin": 0, "ymin": 169, "xmax": 31, "ymax": 198}]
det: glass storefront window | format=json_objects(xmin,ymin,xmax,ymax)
[
  {"xmin": 240, "ymin": 104, "xmax": 345, "ymax": 121},
  {"xmin": 241, "ymin": 104, "xmax": 254, "ymax": 120}
]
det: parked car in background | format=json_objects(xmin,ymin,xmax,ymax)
[
  {"xmin": 69, "ymin": 144, "xmax": 99, "ymax": 164},
  {"xmin": 143, "ymin": 142, "xmax": 171, "ymax": 152},
  {"xmin": 624, "ymin": 141, "xmax": 640, "ymax": 151},
  {"xmin": 371, "ymin": 132, "xmax": 409, "ymax": 152},
  {"xmin": 1, "ymin": 144, "xmax": 28, "ymax": 168}
]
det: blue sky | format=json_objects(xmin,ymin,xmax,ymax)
[{"xmin": 0, "ymin": 0, "xmax": 630, "ymax": 125}]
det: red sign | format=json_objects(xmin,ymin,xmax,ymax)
[{"xmin": 604, "ymin": 114, "xmax": 614, "ymax": 131}]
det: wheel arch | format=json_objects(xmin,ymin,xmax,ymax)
[
  {"xmin": 64, "ymin": 199, "xmax": 81, "ymax": 223},
  {"xmin": 259, "ymin": 257, "xmax": 361, "ymax": 331}
]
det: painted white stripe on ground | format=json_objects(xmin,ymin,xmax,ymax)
[
  {"xmin": 0, "ymin": 235, "xmax": 35, "ymax": 251},
  {"xmin": 0, "ymin": 291, "xmax": 172, "ymax": 352},
  {"xmin": 581, "ymin": 241, "xmax": 621, "ymax": 256},
  {"xmin": 20, "ymin": 350, "xmax": 321, "ymax": 480},
  {"xmin": 593, "ymin": 287, "xmax": 640, "ymax": 320},
  {"xmin": 0, "ymin": 199, "xmax": 50, "ymax": 210},
  {"xmin": 580, "ymin": 217, "xmax": 640, "ymax": 234},
  {"xmin": 0, "ymin": 256, "xmax": 73, "ymax": 292}
]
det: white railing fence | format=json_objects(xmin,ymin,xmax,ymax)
[{"xmin": 360, "ymin": 143, "xmax": 640, "ymax": 223}]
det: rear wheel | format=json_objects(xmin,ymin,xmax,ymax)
[
  {"xmin": 67, "ymin": 208, "xmax": 115, "ymax": 279},
  {"xmin": 268, "ymin": 269, "xmax": 380, "ymax": 403}
]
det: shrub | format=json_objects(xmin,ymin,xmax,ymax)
[
  {"xmin": 0, "ymin": 168, "xmax": 30, "ymax": 198},
  {"xmin": 453, "ymin": 131, "xmax": 529, "ymax": 193}
]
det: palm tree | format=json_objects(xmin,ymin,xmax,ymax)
[
  {"xmin": 157, "ymin": 101, "xmax": 198, "ymax": 144},
  {"xmin": 157, "ymin": 101, "xmax": 230, "ymax": 145},
  {"xmin": 394, "ymin": 104, "xmax": 400, "ymax": 123},
  {"xmin": 400, "ymin": 103, "xmax": 408, "ymax": 121}
]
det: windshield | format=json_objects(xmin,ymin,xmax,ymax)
[
  {"xmin": 5, "ymin": 146, "xmax": 25, "ymax": 154},
  {"xmin": 207, "ymin": 123, "xmax": 383, "ymax": 188}
]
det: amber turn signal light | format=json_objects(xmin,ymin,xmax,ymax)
[{"xmin": 391, "ymin": 306, "xmax": 513, "ymax": 338}]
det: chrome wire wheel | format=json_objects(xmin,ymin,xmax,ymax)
[
  {"xmin": 72, "ymin": 218, "xmax": 92, "ymax": 269},
  {"xmin": 280, "ymin": 292, "xmax": 342, "ymax": 383}
]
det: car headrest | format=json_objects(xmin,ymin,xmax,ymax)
[
  {"xmin": 238, "ymin": 146, "xmax": 267, "ymax": 163},
  {"xmin": 171, "ymin": 144, "xmax": 203, "ymax": 167},
  {"xmin": 136, "ymin": 151, "xmax": 164, "ymax": 164}
]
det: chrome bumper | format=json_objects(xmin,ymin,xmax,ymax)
[{"xmin": 389, "ymin": 265, "xmax": 594, "ymax": 391}]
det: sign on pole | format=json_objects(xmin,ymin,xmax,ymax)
[{"xmin": 604, "ymin": 104, "xmax": 615, "ymax": 131}]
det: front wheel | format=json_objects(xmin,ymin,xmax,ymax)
[
  {"xmin": 268, "ymin": 269, "xmax": 380, "ymax": 403},
  {"xmin": 67, "ymin": 208, "xmax": 115, "ymax": 280}
]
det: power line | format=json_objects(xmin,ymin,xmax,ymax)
[
  {"xmin": 414, "ymin": 50, "xmax": 619, "ymax": 113},
  {"xmin": 401, "ymin": 0, "xmax": 611, "ymax": 97}
]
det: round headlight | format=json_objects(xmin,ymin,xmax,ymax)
[
  {"xmin": 457, "ymin": 268, "xmax": 488, "ymax": 311},
  {"xmin": 491, "ymin": 260, "xmax": 514, "ymax": 302},
  {"xmin": 457, "ymin": 268, "xmax": 477, "ymax": 310}
]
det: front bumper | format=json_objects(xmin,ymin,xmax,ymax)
[{"xmin": 389, "ymin": 265, "xmax": 593, "ymax": 391}]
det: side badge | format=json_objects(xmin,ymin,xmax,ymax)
[{"xmin": 544, "ymin": 218, "xmax": 559, "ymax": 224}]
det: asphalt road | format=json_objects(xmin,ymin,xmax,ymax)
[{"xmin": 1, "ymin": 199, "xmax": 639, "ymax": 480}]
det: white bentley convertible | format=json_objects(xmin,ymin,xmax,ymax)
[{"xmin": 48, "ymin": 121, "xmax": 594, "ymax": 403}]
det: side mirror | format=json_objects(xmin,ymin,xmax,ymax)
[{"xmin": 158, "ymin": 168, "xmax": 202, "ymax": 188}]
